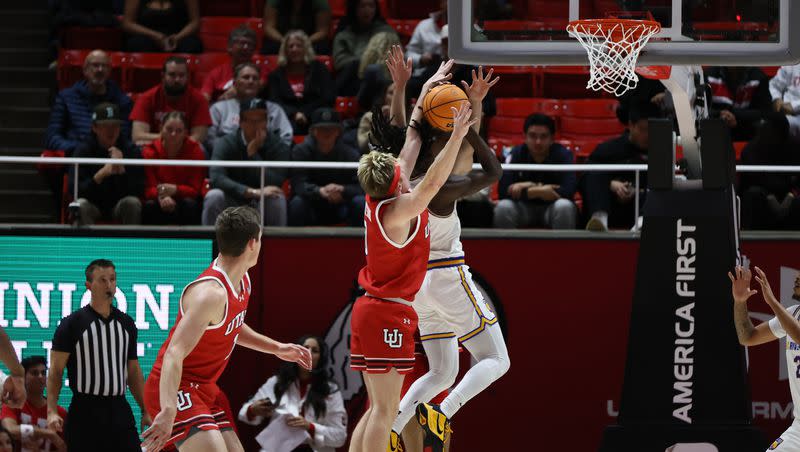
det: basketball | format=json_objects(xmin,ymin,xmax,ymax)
[{"xmin": 423, "ymin": 84, "xmax": 469, "ymax": 131}]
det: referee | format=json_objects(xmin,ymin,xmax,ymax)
[{"xmin": 46, "ymin": 259, "xmax": 151, "ymax": 451}]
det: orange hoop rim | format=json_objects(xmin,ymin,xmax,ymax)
[{"xmin": 567, "ymin": 18, "xmax": 662, "ymax": 40}]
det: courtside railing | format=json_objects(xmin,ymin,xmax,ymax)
[{"xmin": 0, "ymin": 156, "xmax": 789, "ymax": 229}]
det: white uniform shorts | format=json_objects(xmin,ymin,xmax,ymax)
[
  {"xmin": 769, "ymin": 419, "xmax": 800, "ymax": 451},
  {"xmin": 414, "ymin": 258, "xmax": 498, "ymax": 343}
]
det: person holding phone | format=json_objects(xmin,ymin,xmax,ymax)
[{"xmin": 238, "ymin": 335, "xmax": 346, "ymax": 452}]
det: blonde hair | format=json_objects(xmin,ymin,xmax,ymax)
[
  {"xmin": 278, "ymin": 30, "xmax": 316, "ymax": 67},
  {"xmin": 357, "ymin": 151, "xmax": 398, "ymax": 198},
  {"xmin": 358, "ymin": 31, "xmax": 400, "ymax": 78}
]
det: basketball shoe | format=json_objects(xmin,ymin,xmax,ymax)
[
  {"xmin": 388, "ymin": 430, "xmax": 403, "ymax": 452},
  {"xmin": 416, "ymin": 403, "xmax": 449, "ymax": 452}
]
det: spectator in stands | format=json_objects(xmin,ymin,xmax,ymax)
[
  {"xmin": 0, "ymin": 427, "xmax": 11, "ymax": 452},
  {"xmin": 739, "ymin": 112, "xmax": 800, "ymax": 229},
  {"xmin": 202, "ymin": 98, "xmax": 291, "ymax": 226},
  {"xmin": 262, "ymin": 0, "xmax": 332, "ymax": 55},
  {"xmin": 405, "ymin": 0, "xmax": 446, "ymax": 82},
  {"xmin": 210, "ymin": 63, "xmax": 293, "ymax": 150},
  {"xmin": 130, "ymin": 56, "xmax": 212, "ymax": 145},
  {"xmin": 238, "ymin": 335, "xmax": 347, "ymax": 452},
  {"xmin": 357, "ymin": 81, "xmax": 394, "ymax": 153},
  {"xmin": 268, "ymin": 30, "xmax": 336, "ymax": 135},
  {"xmin": 582, "ymin": 101, "xmax": 660, "ymax": 232},
  {"xmin": 201, "ymin": 25, "xmax": 266, "ymax": 103},
  {"xmin": 46, "ymin": 50, "xmax": 132, "ymax": 156},
  {"xmin": 706, "ymin": 66, "xmax": 771, "ymax": 142},
  {"xmin": 121, "ymin": 0, "xmax": 202, "ymax": 53},
  {"xmin": 68, "ymin": 103, "xmax": 143, "ymax": 225},
  {"xmin": 332, "ymin": 0, "xmax": 397, "ymax": 95},
  {"xmin": 289, "ymin": 108, "xmax": 365, "ymax": 226},
  {"xmin": 493, "ymin": 114, "xmax": 577, "ymax": 229},
  {"xmin": 355, "ymin": 31, "xmax": 401, "ymax": 111},
  {"xmin": 769, "ymin": 62, "xmax": 800, "ymax": 142},
  {"xmin": 141, "ymin": 111, "xmax": 205, "ymax": 225},
  {"xmin": 0, "ymin": 356, "xmax": 67, "ymax": 452}
]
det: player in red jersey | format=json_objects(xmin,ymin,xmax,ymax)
[
  {"xmin": 348, "ymin": 46, "xmax": 478, "ymax": 452},
  {"xmin": 141, "ymin": 206, "xmax": 312, "ymax": 452}
]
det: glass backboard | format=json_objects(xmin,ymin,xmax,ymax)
[{"xmin": 450, "ymin": 0, "xmax": 799, "ymax": 66}]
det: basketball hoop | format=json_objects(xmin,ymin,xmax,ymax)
[{"xmin": 567, "ymin": 18, "xmax": 661, "ymax": 96}]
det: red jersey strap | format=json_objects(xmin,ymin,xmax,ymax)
[
  {"xmin": 373, "ymin": 197, "xmax": 422, "ymax": 249},
  {"xmin": 179, "ymin": 276, "xmax": 229, "ymax": 330}
]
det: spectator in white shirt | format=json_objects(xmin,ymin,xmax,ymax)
[
  {"xmin": 405, "ymin": 0, "xmax": 447, "ymax": 77},
  {"xmin": 239, "ymin": 335, "xmax": 347, "ymax": 452},
  {"xmin": 769, "ymin": 63, "xmax": 800, "ymax": 141}
]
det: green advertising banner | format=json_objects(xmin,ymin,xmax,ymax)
[{"xmin": 0, "ymin": 235, "xmax": 212, "ymax": 431}]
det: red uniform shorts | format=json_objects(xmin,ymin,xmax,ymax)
[
  {"xmin": 350, "ymin": 295, "xmax": 417, "ymax": 374},
  {"xmin": 144, "ymin": 376, "xmax": 234, "ymax": 447}
]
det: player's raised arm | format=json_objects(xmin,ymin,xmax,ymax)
[
  {"xmin": 753, "ymin": 266, "xmax": 800, "ymax": 344},
  {"xmin": 396, "ymin": 58, "xmax": 454, "ymax": 179},
  {"xmin": 237, "ymin": 324, "xmax": 312, "ymax": 370},
  {"xmin": 142, "ymin": 281, "xmax": 227, "ymax": 452},
  {"xmin": 385, "ymin": 45, "xmax": 412, "ymax": 127},
  {"xmin": 728, "ymin": 266, "xmax": 777, "ymax": 346},
  {"xmin": 384, "ymin": 103, "xmax": 478, "ymax": 229}
]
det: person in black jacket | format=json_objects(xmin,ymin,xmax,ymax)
[
  {"xmin": 67, "ymin": 103, "xmax": 143, "ymax": 225},
  {"xmin": 289, "ymin": 108, "xmax": 364, "ymax": 226},
  {"xmin": 582, "ymin": 101, "xmax": 660, "ymax": 231},
  {"xmin": 705, "ymin": 66, "xmax": 772, "ymax": 142},
  {"xmin": 268, "ymin": 30, "xmax": 336, "ymax": 135}
]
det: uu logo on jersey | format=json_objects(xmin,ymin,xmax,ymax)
[{"xmin": 383, "ymin": 328, "xmax": 403, "ymax": 348}]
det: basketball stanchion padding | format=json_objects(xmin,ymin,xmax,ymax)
[{"xmin": 422, "ymin": 84, "xmax": 469, "ymax": 131}]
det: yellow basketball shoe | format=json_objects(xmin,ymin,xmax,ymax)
[
  {"xmin": 416, "ymin": 403, "xmax": 449, "ymax": 452},
  {"xmin": 388, "ymin": 430, "xmax": 404, "ymax": 452}
]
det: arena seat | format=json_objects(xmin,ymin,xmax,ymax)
[
  {"xmin": 560, "ymin": 98, "xmax": 619, "ymax": 119},
  {"xmin": 335, "ymin": 96, "xmax": 360, "ymax": 119},
  {"xmin": 197, "ymin": 0, "xmax": 251, "ymax": 16},
  {"xmin": 559, "ymin": 116, "xmax": 623, "ymax": 139},
  {"xmin": 60, "ymin": 26, "xmax": 123, "ymax": 51},
  {"xmin": 252, "ymin": 54, "xmax": 279, "ymax": 76},
  {"xmin": 540, "ymin": 66, "xmax": 607, "ymax": 99},
  {"xmin": 488, "ymin": 116, "xmax": 525, "ymax": 137},
  {"xmin": 496, "ymin": 98, "xmax": 564, "ymax": 118},
  {"xmin": 525, "ymin": 0, "xmax": 593, "ymax": 19},
  {"xmin": 199, "ymin": 17, "xmax": 263, "ymax": 52},
  {"xmin": 490, "ymin": 66, "xmax": 539, "ymax": 98},
  {"xmin": 387, "ymin": 19, "xmax": 419, "ymax": 45},
  {"xmin": 329, "ymin": 0, "xmax": 347, "ymax": 17},
  {"xmin": 57, "ymin": 49, "xmax": 126, "ymax": 90},
  {"xmin": 559, "ymin": 138, "xmax": 602, "ymax": 161},
  {"xmin": 316, "ymin": 55, "xmax": 333, "ymax": 73},
  {"xmin": 188, "ymin": 53, "xmax": 231, "ymax": 88},
  {"xmin": 385, "ymin": 0, "xmax": 435, "ymax": 19}
]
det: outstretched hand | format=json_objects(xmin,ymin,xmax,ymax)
[
  {"xmin": 422, "ymin": 59, "xmax": 455, "ymax": 93},
  {"xmin": 461, "ymin": 66, "xmax": 500, "ymax": 103},
  {"xmin": 753, "ymin": 266, "xmax": 779, "ymax": 306},
  {"xmin": 728, "ymin": 265, "xmax": 757, "ymax": 304},
  {"xmin": 450, "ymin": 103, "xmax": 479, "ymax": 139},
  {"xmin": 386, "ymin": 45, "xmax": 412, "ymax": 88},
  {"xmin": 276, "ymin": 343, "xmax": 313, "ymax": 370}
]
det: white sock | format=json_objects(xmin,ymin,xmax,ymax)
[
  {"xmin": 439, "ymin": 325, "xmax": 510, "ymax": 419},
  {"xmin": 392, "ymin": 337, "xmax": 459, "ymax": 433}
]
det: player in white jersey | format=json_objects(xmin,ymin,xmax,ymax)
[
  {"xmin": 729, "ymin": 265, "xmax": 800, "ymax": 451},
  {"xmin": 382, "ymin": 50, "xmax": 508, "ymax": 451}
]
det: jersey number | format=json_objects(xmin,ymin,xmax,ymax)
[{"xmin": 177, "ymin": 390, "xmax": 193, "ymax": 411}]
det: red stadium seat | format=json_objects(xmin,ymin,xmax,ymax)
[
  {"xmin": 60, "ymin": 26, "xmax": 123, "ymax": 51},
  {"xmin": 126, "ymin": 53, "xmax": 194, "ymax": 94},
  {"xmin": 187, "ymin": 53, "xmax": 231, "ymax": 88},
  {"xmin": 199, "ymin": 17, "xmax": 263, "ymax": 52},
  {"xmin": 488, "ymin": 116, "xmax": 525, "ymax": 136},
  {"xmin": 734, "ymin": 141, "xmax": 747, "ymax": 161},
  {"xmin": 496, "ymin": 98, "xmax": 565, "ymax": 118},
  {"xmin": 488, "ymin": 136, "xmax": 517, "ymax": 158},
  {"xmin": 316, "ymin": 55, "xmax": 333, "ymax": 73},
  {"xmin": 491, "ymin": 66, "xmax": 539, "ymax": 98},
  {"xmin": 293, "ymin": 135, "xmax": 306, "ymax": 144},
  {"xmin": 540, "ymin": 66, "xmax": 608, "ymax": 99},
  {"xmin": 559, "ymin": 116, "xmax": 623, "ymax": 139},
  {"xmin": 525, "ymin": 0, "xmax": 593, "ymax": 19},
  {"xmin": 252, "ymin": 54, "xmax": 279, "ymax": 76},
  {"xmin": 559, "ymin": 138, "xmax": 602, "ymax": 161},
  {"xmin": 329, "ymin": 0, "xmax": 347, "ymax": 17},
  {"xmin": 335, "ymin": 96, "xmax": 360, "ymax": 119},
  {"xmin": 57, "ymin": 50, "xmax": 126, "ymax": 90},
  {"xmin": 385, "ymin": 0, "xmax": 436, "ymax": 19},
  {"xmin": 198, "ymin": 0, "xmax": 251, "ymax": 16},
  {"xmin": 386, "ymin": 19, "xmax": 419, "ymax": 45},
  {"xmin": 560, "ymin": 99, "xmax": 619, "ymax": 119}
]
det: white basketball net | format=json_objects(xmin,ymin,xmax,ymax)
[{"xmin": 567, "ymin": 20, "xmax": 661, "ymax": 97}]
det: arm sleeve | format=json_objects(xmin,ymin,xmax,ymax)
[
  {"xmin": 208, "ymin": 103, "xmax": 222, "ymax": 141},
  {"xmin": 302, "ymin": 63, "xmax": 336, "ymax": 118},
  {"xmin": 237, "ymin": 376, "xmax": 277, "ymax": 426},
  {"xmin": 0, "ymin": 406, "xmax": 19, "ymax": 423},
  {"xmin": 51, "ymin": 317, "xmax": 73, "ymax": 353},
  {"xmin": 309, "ymin": 390, "xmax": 347, "ymax": 448},
  {"xmin": 769, "ymin": 67, "xmax": 791, "ymax": 101},
  {"xmin": 45, "ymin": 93, "xmax": 79, "ymax": 153},
  {"xmin": 129, "ymin": 95, "xmax": 151, "ymax": 123},
  {"xmin": 142, "ymin": 147, "xmax": 159, "ymax": 200}
]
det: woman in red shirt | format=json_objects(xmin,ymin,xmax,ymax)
[{"xmin": 142, "ymin": 111, "xmax": 206, "ymax": 224}]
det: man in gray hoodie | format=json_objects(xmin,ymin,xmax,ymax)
[{"xmin": 201, "ymin": 98, "xmax": 291, "ymax": 226}]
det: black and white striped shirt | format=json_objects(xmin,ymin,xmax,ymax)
[{"xmin": 52, "ymin": 305, "xmax": 138, "ymax": 396}]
